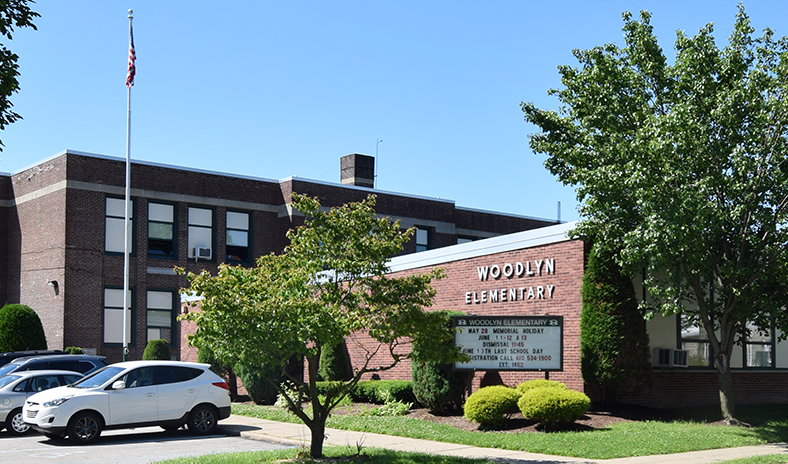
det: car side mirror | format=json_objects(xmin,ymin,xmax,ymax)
[{"xmin": 112, "ymin": 380, "xmax": 126, "ymax": 390}]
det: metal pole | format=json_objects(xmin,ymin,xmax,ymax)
[
  {"xmin": 374, "ymin": 138, "xmax": 382, "ymax": 188},
  {"xmin": 122, "ymin": 9, "xmax": 134, "ymax": 362}
]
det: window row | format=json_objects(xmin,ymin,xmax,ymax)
[
  {"xmin": 105, "ymin": 197, "xmax": 251, "ymax": 263},
  {"xmin": 679, "ymin": 314, "xmax": 776, "ymax": 368},
  {"xmin": 103, "ymin": 287, "xmax": 177, "ymax": 348}
]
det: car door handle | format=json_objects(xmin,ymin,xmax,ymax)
[
  {"xmin": 187, "ymin": 389, "xmax": 197, "ymax": 393},
  {"xmin": 145, "ymin": 393, "xmax": 156, "ymax": 397}
]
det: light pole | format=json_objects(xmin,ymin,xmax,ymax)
[{"xmin": 375, "ymin": 138, "xmax": 383, "ymax": 188}]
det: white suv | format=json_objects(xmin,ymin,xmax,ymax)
[{"xmin": 23, "ymin": 361, "xmax": 231, "ymax": 444}]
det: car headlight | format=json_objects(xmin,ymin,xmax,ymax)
[{"xmin": 43, "ymin": 396, "xmax": 73, "ymax": 408}]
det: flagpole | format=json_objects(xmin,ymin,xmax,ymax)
[{"xmin": 122, "ymin": 9, "xmax": 135, "ymax": 362}]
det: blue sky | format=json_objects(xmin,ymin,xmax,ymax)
[{"xmin": 1, "ymin": 1, "xmax": 786, "ymax": 223}]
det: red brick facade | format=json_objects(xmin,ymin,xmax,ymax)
[
  {"xmin": 339, "ymin": 231, "xmax": 586, "ymax": 392},
  {"xmin": 1, "ymin": 150, "xmax": 557, "ymax": 363}
]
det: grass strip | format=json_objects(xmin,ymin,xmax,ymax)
[
  {"xmin": 232, "ymin": 403, "xmax": 788, "ymax": 460},
  {"xmin": 155, "ymin": 447, "xmax": 499, "ymax": 464}
]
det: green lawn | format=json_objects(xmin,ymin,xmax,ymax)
[{"xmin": 231, "ymin": 403, "xmax": 788, "ymax": 460}]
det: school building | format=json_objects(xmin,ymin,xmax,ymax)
[{"xmin": 0, "ymin": 150, "xmax": 557, "ymax": 362}]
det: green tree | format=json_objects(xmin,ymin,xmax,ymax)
[
  {"xmin": 522, "ymin": 6, "xmax": 788, "ymax": 422},
  {"xmin": 581, "ymin": 244, "xmax": 651, "ymax": 407},
  {"xmin": 0, "ymin": 304, "xmax": 47, "ymax": 351},
  {"xmin": 180, "ymin": 194, "xmax": 460, "ymax": 457},
  {"xmin": 0, "ymin": 0, "xmax": 39, "ymax": 149}
]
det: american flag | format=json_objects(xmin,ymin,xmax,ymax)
[{"xmin": 126, "ymin": 23, "xmax": 136, "ymax": 87}]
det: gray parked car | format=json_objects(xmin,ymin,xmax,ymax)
[{"xmin": 0, "ymin": 370, "xmax": 83, "ymax": 435}]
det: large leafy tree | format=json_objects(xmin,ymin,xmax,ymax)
[
  {"xmin": 0, "ymin": 0, "xmax": 38, "ymax": 149},
  {"xmin": 522, "ymin": 6, "xmax": 788, "ymax": 422},
  {"xmin": 180, "ymin": 194, "xmax": 458, "ymax": 457}
]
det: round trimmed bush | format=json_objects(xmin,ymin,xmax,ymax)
[
  {"xmin": 515, "ymin": 379, "xmax": 568, "ymax": 395},
  {"xmin": 517, "ymin": 387, "xmax": 590, "ymax": 429},
  {"xmin": 142, "ymin": 339, "xmax": 171, "ymax": 360},
  {"xmin": 0, "ymin": 304, "xmax": 47, "ymax": 352},
  {"xmin": 463, "ymin": 385, "xmax": 521, "ymax": 425}
]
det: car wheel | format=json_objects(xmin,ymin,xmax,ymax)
[
  {"xmin": 67, "ymin": 411, "xmax": 102, "ymax": 444},
  {"xmin": 5, "ymin": 408, "xmax": 30, "ymax": 435},
  {"xmin": 187, "ymin": 404, "xmax": 217, "ymax": 435}
]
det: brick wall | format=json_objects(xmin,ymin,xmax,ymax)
[
  {"xmin": 0, "ymin": 174, "xmax": 10, "ymax": 306},
  {"xmin": 341, "ymin": 239, "xmax": 587, "ymax": 393},
  {"xmin": 618, "ymin": 370, "xmax": 788, "ymax": 408}
]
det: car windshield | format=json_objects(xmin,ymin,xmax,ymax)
[
  {"xmin": 0, "ymin": 374, "xmax": 20, "ymax": 389},
  {"xmin": 0, "ymin": 363, "xmax": 20, "ymax": 378},
  {"xmin": 71, "ymin": 366, "xmax": 125, "ymax": 389}
]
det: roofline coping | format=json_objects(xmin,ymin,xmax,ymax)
[
  {"xmin": 7, "ymin": 150, "xmax": 558, "ymax": 223},
  {"xmin": 386, "ymin": 221, "xmax": 579, "ymax": 273}
]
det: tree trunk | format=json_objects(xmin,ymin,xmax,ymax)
[
  {"xmin": 308, "ymin": 420, "xmax": 325, "ymax": 458},
  {"xmin": 715, "ymin": 352, "xmax": 736, "ymax": 422}
]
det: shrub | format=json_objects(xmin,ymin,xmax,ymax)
[
  {"xmin": 317, "ymin": 340, "xmax": 352, "ymax": 381},
  {"xmin": 234, "ymin": 362, "xmax": 287, "ymax": 405},
  {"xmin": 197, "ymin": 345, "xmax": 238, "ymax": 400},
  {"xmin": 463, "ymin": 385, "xmax": 521, "ymax": 426},
  {"xmin": 517, "ymin": 387, "xmax": 591, "ymax": 429},
  {"xmin": 0, "ymin": 304, "xmax": 47, "ymax": 352},
  {"xmin": 362, "ymin": 399, "xmax": 412, "ymax": 416},
  {"xmin": 65, "ymin": 346, "xmax": 83, "ymax": 354},
  {"xmin": 351, "ymin": 380, "xmax": 415, "ymax": 404},
  {"xmin": 412, "ymin": 310, "xmax": 469, "ymax": 413},
  {"xmin": 515, "ymin": 379, "xmax": 568, "ymax": 395},
  {"xmin": 142, "ymin": 339, "xmax": 171, "ymax": 360},
  {"xmin": 581, "ymin": 244, "xmax": 651, "ymax": 406}
]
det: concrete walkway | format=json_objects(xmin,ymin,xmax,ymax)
[{"xmin": 219, "ymin": 414, "xmax": 788, "ymax": 464}]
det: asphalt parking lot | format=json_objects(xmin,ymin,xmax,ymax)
[{"xmin": 0, "ymin": 425, "xmax": 293, "ymax": 464}]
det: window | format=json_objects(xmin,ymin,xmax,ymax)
[
  {"xmin": 415, "ymin": 227, "xmax": 430, "ymax": 252},
  {"xmin": 105, "ymin": 197, "xmax": 134, "ymax": 254},
  {"xmin": 152, "ymin": 366, "xmax": 202, "ymax": 385},
  {"xmin": 121, "ymin": 367, "xmax": 153, "ymax": 388},
  {"xmin": 457, "ymin": 236, "xmax": 475, "ymax": 245},
  {"xmin": 147, "ymin": 289, "xmax": 174, "ymax": 343},
  {"xmin": 148, "ymin": 202, "xmax": 175, "ymax": 258},
  {"xmin": 226, "ymin": 210, "xmax": 251, "ymax": 263},
  {"xmin": 103, "ymin": 287, "xmax": 133, "ymax": 345},
  {"xmin": 744, "ymin": 320, "xmax": 774, "ymax": 368},
  {"xmin": 680, "ymin": 314, "xmax": 712, "ymax": 367},
  {"xmin": 188, "ymin": 206, "xmax": 213, "ymax": 259}
]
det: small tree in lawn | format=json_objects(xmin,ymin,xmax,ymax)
[{"xmin": 180, "ymin": 194, "xmax": 460, "ymax": 458}]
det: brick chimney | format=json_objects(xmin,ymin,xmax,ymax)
[{"xmin": 340, "ymin": 153, "xmax": 375, "ymax": 188}]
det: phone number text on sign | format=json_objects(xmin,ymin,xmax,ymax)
[{"xmin": 452, "ymin": 316, "xmax": 563, "ymax": 371}]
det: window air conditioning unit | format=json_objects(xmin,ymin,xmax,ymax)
[
  {"xmin": 672, "ymin": 349, "xmax": 689, "ymax": 367},
  {"xmin": 192, "ymin": 247, "xmax": 212, "ymax": 260},
  {"xmin": 653, "ymin": 348, "xmax": 689, "ymax": 367}
]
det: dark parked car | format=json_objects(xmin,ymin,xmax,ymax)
[
  {"xmin": 0, "ymin": 350, "xmax": 68, "ymax": 368},
  {"xmin": 0, "ymin": 355, "xmax": 107, "ymax": 378}
]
